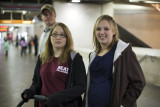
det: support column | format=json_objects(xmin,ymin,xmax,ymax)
[
  {"xmin": 10, "ymin": 12, "xmax": 13, "ymax": 20},
  {"xmin": 102, "ymin": 2, "xmax": 114, "ymax": 17},
  {"xmin": 21, "ymin": 13, "xmax": 23, "ymax": 20}
]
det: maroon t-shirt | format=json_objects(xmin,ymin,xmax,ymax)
[{"xmin": 39, "ymin": 57, "xmax": 68, "ymax": 107}]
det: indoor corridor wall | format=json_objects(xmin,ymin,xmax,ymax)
[{"xmin": 34, "ymin": 1, "xmax": 160, "ymax": 87}]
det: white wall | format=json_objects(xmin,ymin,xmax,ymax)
[
  {"xmin": 52, "ymin": 1, "xmax": 103, "ymax": 69},
  {"xmin": 53, "ymin": 1, "xmax": 101, "ymax": 50},
  {"xmin": 34, "ymin": 22, "xmax": 44, "ymax": 39}
]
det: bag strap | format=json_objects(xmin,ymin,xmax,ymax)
[
  {"xmin": 70, "ymin": 51, "xmax": 77, "ymax": 60},
  {"xmin": 89, "ymin": 51, "xmax": 96, "ymax": 63}
]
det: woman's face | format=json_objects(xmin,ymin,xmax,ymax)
[
  {"xmin": 95, "ymin": 19, "xmax": 115, "ymax": 47},
  {"xmin": 50, "ymin": 26, "xmax": 67, "ymax": 50}
]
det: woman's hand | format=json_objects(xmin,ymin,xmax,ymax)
[
  {"xmin": 23, "ymin": 93, "xmax": 27, "ymax": 98},
  {"xmin": 120, "ymin": 105, "xmax": 124, "ymax": 107},
  {"xmin": 21, "ymin": 89, "xmax": 34, "ymax": 102}
]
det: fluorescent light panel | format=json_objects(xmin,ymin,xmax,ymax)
[
  {"xmin": 144, "ymin": 0, "xmax": 160, "ymax": 3},
  {"xmin": 71, "ymin": 0, "xmax": 81, "ymax": 3}
]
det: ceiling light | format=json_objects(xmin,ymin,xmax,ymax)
[
  {"xmin": 22, "ymin": 11, "xmax": 27, "ymax": 15},
  {"xmin": 32, "ymin": 19, "xmax": 36, "ymax": 23},
  {"xmin": 71, "ymin": 0, "xmax": 81, "ymax": 3},
  {"xmin": 9, "ymin": 27, "xmax": 14, "ymax": 32},
  {"xmin": 143, "ymin": 0, "xmax": 160, "ymax": 3},
  {"xmin": 2, "ymin": 10, "xmax": 5, "ymax": 14},
  {"xmin": 129, "ymin": 0, "xmax": 139, "ymax": 2}
]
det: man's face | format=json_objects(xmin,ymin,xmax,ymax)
[{"xmin": 41, "ymin": 10, "xmax": 56, "ymax": 27}]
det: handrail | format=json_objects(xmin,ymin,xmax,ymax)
[
  {"xmin": 139, "ymin": 55, "xmax": 159, "ymax": 63},
  {"xmin": 139, "ymin": 55, "xmax": 148, "ymax": 63}
]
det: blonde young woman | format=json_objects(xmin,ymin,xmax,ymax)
[
  {"xmin": 85, "ymin": 15, "xmax": 145, "ymax": 107},
  {"xmin": 21, "ymin": 23, "xmax": 87, "ymax": 107}
]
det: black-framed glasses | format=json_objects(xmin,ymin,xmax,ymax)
[{"xmin": 50, "ymin": 33, "xmax": 67, "ymax": 38}]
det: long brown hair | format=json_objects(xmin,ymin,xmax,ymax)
[
  {"xmin": 40, "ymin": 22, "xmax": 74, "ymax": 64},
  {"xmin": 93, "ymin": 15, "xmax": 119, "ymax": 53}
]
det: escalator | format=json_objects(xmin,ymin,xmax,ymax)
[{"xmin": 118, "ymin": 24, "xmax": 151, "ymax": 48}]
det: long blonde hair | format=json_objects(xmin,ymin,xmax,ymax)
[
  {"xmin": 93, "ymin": 15, "xmax": 119, "ymax": 53},
  {"xmin": 40, "ymin": 22, "xmax": 74, "ymax": 64}
]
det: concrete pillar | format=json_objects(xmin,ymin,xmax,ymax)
[{"xmin": 102, "ymin": 2, "xmax": 114, "ymax": 17}]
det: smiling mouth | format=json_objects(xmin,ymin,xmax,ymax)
[{"xmin": 99, "ymin": 36, "xmax": 106, "ymax": 39}]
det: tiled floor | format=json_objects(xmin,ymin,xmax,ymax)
[{"xmin": 0, "ymin": 42, "xmax": 160, "ymax": 107}]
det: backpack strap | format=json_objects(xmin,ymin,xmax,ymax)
[
  {"xmin": 70, "ymin": 51, "xmax": 77, "ymax": 60},
  {"xmin": 89, "ymin": 51, "xmax": 96, "ymax": 64}
]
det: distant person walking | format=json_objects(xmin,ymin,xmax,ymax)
[
  {"xmin": 15, "ymin": 35, "xmax": 19, "ymax": 48},
  {"xmin": 39, "ymin": 4, "xmax": 56, "ymax": 54},
  {"xmin": 28, "ymin": 36, "xmax": 34, "ymax": 54},
  {"xmin": 33, "ymin": 35, "xmax": 38, "ymax": 56},
  {"xmin": 4, "ymin": 38, "xmax": 9, "ymax": 56},
  {"xmin": 20, "ymin": 37, "xmax": 27, "ymax": 56}
]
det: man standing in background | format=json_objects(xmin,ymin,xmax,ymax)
[{"xmin": 39, "ymin": 4, "xmax": 56, "ymax": 54}]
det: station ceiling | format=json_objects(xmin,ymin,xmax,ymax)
[{"xmin": 0, "ymin": 0, "xmax": 160, "ymax": 20}]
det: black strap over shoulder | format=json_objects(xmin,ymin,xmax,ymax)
[{"xmin": 70, "ymin": 51, "xmax": 77, "ymax": 60}]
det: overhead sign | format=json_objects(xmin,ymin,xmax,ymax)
[
  {"xmin": 0, "ymin": 20, "xmax": 32, "ymax": 24},
  {"xmin": 0, "ymin": 26, "xmax": 8, "ymax": 32}
]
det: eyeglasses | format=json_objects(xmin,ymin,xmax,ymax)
[{"xmin": 50, "ymin": 33, "xmax": 67, "ymax": 38}]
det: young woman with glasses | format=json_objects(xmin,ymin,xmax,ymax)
[{"xmin": 21, "ymin": 22, "xmax": 87, "ymax": 107}]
